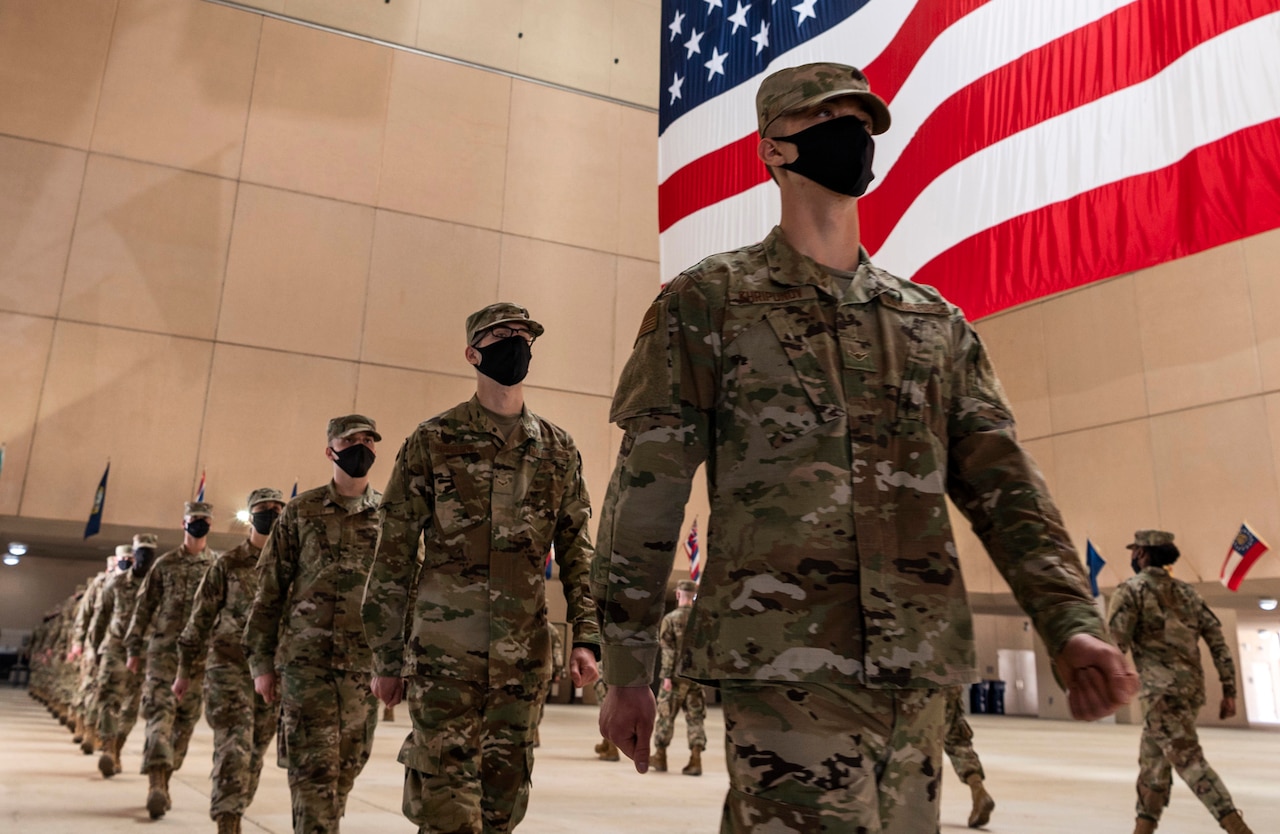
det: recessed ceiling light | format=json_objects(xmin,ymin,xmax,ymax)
[
  {"xmin": 2, "ymin": 554, "xmax": 19, "ymax": 566},
  {"xmin": 1260, "ymin": 598, "xmax": 1278, "ymax": 611},
  {"xmin": 235, "ymin": 510, "xmax": 251, "ymax": 524},
  {"xmin": 8, "ymin": 542, "xmax": 28, "ymax": 556}
]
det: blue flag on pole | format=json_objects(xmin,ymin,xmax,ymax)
[
  {"xmin": 290, "ymin": 478, "xmax": 298, "ymax": 500},
  {"xmin": 84, "ymin": 462, "xmax": 110, "ymax": 539},
  {"xmin": 1086, "ymin": 540, "xmax": 1105, "ymax": 598}
]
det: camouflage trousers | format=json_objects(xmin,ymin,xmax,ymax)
[
  {"xmin": 140, "ymin": 669, "xmax": 205, "ymax": 773},
  {"xmin": 277, "ymin": 665, "xmax": 379, "ymax": 834},
  {"xmin": 95, "ymin": 652, "xmax": 142, "ymax": 745},
  {"xmin": 72, "ymin": 649, "xmax": 98, "ymax": 715},
  {"xmin": 205, "ymin": 664, "xmax": 279, "ymax": 819},
  {"xmin": 654, "ymin": 679, "xmax": 708, "ymax": 751},
  {"xmin": 720, "ymin": 681, "xmax": 945, "ymax": 834},
  {"xmin": 942, "ymin": 686, "xmax": 983, "ymax": 783},
  {"xmin": 1136, "ymin": 695, "xmax": 1237, "ymax": 823},
  {"xmin": 399, "ymin": 675, "xmax": 549, "ymax": 834}
]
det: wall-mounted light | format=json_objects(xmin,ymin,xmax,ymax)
[
  {"xmin": 1260, "ymin": 598, "xmax": 1278, "ymax": 612},
  {"xmin": 8, "ymin": 542, "xmax": 28, "ymax": 556},
  {"xmin": 235, "ymin": 510, "xmax": 251, "ymax": 524}
]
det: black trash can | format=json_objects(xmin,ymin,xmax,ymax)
[
  {"xmin": 986, "ymin": 680, "xmax": 1006, "ymax": 715},
  {"xmin": 968, "ymin": 681, "xmax": 988, "ymax": 714}
]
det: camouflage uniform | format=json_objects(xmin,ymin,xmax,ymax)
[
  {"xmin": 364, "ymin": 394, "xmax": 601, "ymax": 833},
  {"xmin": 245, "ymin": 481, "xmax": 383, "ymax": 834},
  {"xmin": 178, "ymin": 538, "xmax": 279, "ymax": 820},
  {"xmin": 70, "ymin": 568, "xmax": 111, "ymax": 739},
  {"xmin": 1109, "ymin": 562, "xmax": 1241, "ymax": 825},
  {"xmin": 653, "ymin": 600, "xmax": 707, "ymax": 753},
  {"xmin": 942, "ymin": 686, "xmax": 983, "ymax": 783},
  {"xmin": 92, "ymin": 564, "xmax": 146, "ymax": 764},
  {"xmin": 595, "ymin": 221, "xmax": 1107, "ymax": 831},
  {"xmin": 125, "ymin": 541, "xmax": 215, "ymax": 774}
]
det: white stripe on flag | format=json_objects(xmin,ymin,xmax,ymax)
[
  {"xmin": 660, "ymin": 183, "xmax": 779, "ymax": 282},
  {"xmin": 873, "ymin": 13, "xmax": 1280, "ymax": 278}
]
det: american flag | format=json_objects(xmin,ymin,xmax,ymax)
[
  {"xmin": 195, "ymin": 468, "xmax": 206, "ymax": 503},
  {"xmin": 659, "ymin": 0, "xmax": 1280, "ymax": 319},
  {"xmin": 544, "ymin": 548, "xmax": 554, "ymax": 580},
  {"xmin": 685, "ymin": 519, "xmax": 702, "ymax": 582}
]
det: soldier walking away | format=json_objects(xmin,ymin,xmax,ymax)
[
  {"xmin": 92, "ymin": 534, "xmax": 157, "ymax": 778},
  {"xmin": 651, "ymin": 580, "xmax": 707, "ymax": 776},
  {"xmin": 1109, "ymin": 530, "xmax": 1254, "ymax": 834},
  {"xmin": 364, "ymin": 302, "xmax": 601, "ymax": 834},
  {"xmin": 126, "ymin": 504, "xmax": 218, "ymax": 818},
  {"xmin": 67, "ymin": 548, "xmax": 122, "ymax": 755},
  {"xmin": 176, "ymin": 488, "xmax": 286, "ymax": 834},
  {"xmin": 245, "ymin": 415, "xmax": 384, "ymax": 834},
  {"xmin": 595, "ymin": 62, "xmax": 1138, "ymax": 833},
  {"xmin": 943, "ymin": 686, "xmax": 995, "ymax": 828}
]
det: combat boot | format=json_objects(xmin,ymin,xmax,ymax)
[
  {"xmin": 1133, "ymin": 817, "xmax": 1157, "ymax": 834},
  {"xmin": 216, "ymin": 812, "xmax": 240, "ymax": 834},
  {"xmin": 682, "ymin": 746, "xmax": 703, "ymax": 776},
  {"xmin": 80, "ymin": 723, "xmax": 98, "ymax": 755},
  {"xmin": 72, "ymin": 713, "xmax": 85, "ymax": 742},
  {"xmin": 162, "ymin": 767, "xmax": 172, "ymax": 810},
  {"xmin": 650, "ymin": 746, "xmax": 668, "ymax": 772},
  {"xmin": 1219, "ymin": 811, "xmax": 1254, "ymax": 834},
  {"xmin": 146, "ymin": 768, "xmax": 167, "ymax": 819},
  {"xmin": 383, "ymin": 705, "xmax": 396, "ymax": 722},
  {"xmin": 596, "ymin": 738, "xmax": 620, "ymax": 762},
  {"xmin": 966, "ymin": 775, "xmax": 995, "ymax": 828}
]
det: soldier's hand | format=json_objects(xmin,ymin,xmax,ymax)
[
  {"xmin": 172, "ymin": 677, "xmax": 189, "ymax": 700},
  {"xmin": 371, "ymin": 675, "xmax": 404, "ymax": 708},
  {"xmin": 1055, "ymin": 633, "xmax": 1139, "ymax": 721},
  {"xmin": 67, "ymin": 646, "xmax": 82, "ymax": 662},
  {"xmin": 662, "ymin": 678, "xmax": 673, "ymax": 692},
  {"xmin": 125, "ymin": 656, "xmax": 141, "ymax": 675},
  {"xmin": 1220, "ymin": 696, "xmax": 1237, "ymax": 720},
  {"xmin": 254, "ymin": 672, "xmax": 278, "ymax": 704},
  {"xmin": 600, "ymin": 685, "xmax": 656, "ymax": 774},
  {"xmin": 569, "ymin": 648, "xmax": 599, "ymax": 688}
]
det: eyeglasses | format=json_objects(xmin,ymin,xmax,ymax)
[{"xmin": 480, "ymin": 326, "xmax": 536, "ymax": 344}]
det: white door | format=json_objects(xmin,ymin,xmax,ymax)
[{"xmin": 996, "ymin": 648, "xmax": 1039, "ymax": 716}]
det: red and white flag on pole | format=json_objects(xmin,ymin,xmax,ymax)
[{"xmin": 1220, "ymin": 521, "xmax": 1269, "ymax": 591}]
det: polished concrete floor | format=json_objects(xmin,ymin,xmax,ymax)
[{"xmin": 2, "ymin": 686, "xmax": 1276, "ymax": 833}]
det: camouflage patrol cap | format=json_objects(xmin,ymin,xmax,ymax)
[
  {"xmin": 184, "ymin": 501, "xmax": 214, "ymax": 519},
  {"xmin": 114, "ymin": 544, "xmax": 133, "ymax": 558},
  {"xmin": 676, "ymin": 579, "xmax": 698, "ymax": 593},
  {"xmin": 1127, "ymin": 529, "xmax": 1175, "ymax": 549},
  {"xmin": 132, "ymin": 533, "xmax": 158, "ymax": 549},
  {"xmin": 326, "ymin": 414, "xmax": 382, "ymax": 442},
  {"xmin": 246, "ymin": 487, "xmax": 285, "ymax": 511},
  {"xmin": 465, "ymin": 302, "xmax": 545, "ymax": 345},
  {"xmin": 757, "ymin": 62, "xmax": 891, "ymax": 137}
]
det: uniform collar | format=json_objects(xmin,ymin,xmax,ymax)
[
  {"xmin": 466, "ymin": 395, "xmax": 541, "ymax": 446},
  {"xmin": 762, "ymin": 225, "xmax": 896, "ymax": 304},
  {"xmin": 323, "ymin": 480, "xmax": 378, "ymax": 511}
]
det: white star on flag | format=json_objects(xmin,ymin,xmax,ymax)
[
  {"xmin": 668, "ymin": 72, "xmax": 684, "ymax": 105},
  {"xmin": 704, "ymin": 46, "xmax": 728, "ymax": 81},
  {"xmin": 668, "ymin": 10, "xmax": 685, "ymax": 42},
  {"xmin": 793, "ymin": 0, "xmax": 818, "ymax": 26},
  {"xmin": 703, "ymin": 0, "xmax": 722, "ymax": 12},
  {"xmin": 728, "ymin": 1, "xmax": 750, "ymax": 34},
  {"xmin": 684, "ymin": 27, "xmax": 704, "ymax": 58},
  {"xmin": 751, "ymin": 21, "xmax": 770, "ymax": 55}
]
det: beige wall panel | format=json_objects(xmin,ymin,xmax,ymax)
[
  {"xmin": 0, "ymin": 137, "xmax": 85, "ymax": 317},
  {"xmin": 0, "ymin": 0, "xmax": 115, "ymax": 148},
  {"xmin": 364, "ymin": 211, "xmax": 502, "ymax": 372},
  {"xmin": 23, "ymin": 322, "xmax": 212, "ymax": 528},
  {"xmin": 1135, "ymin": 242, "xmax": 1260, "ymax": 415},
  {"xmin": 975, "ymin": 304, "xmax": 1052, "ymax": 440},
  {"xmin": 219, "ymin": 184, "xmax": 374, "ymax": 360},
  {"xmin": 232, "ymin": 0, "xmax": 285, "ymax": 11},
  {"xmin": 610, "ymin": 0, "xmax": 660, "ymax": 108},
  {"xmin": 617, "ymin": 106, "xmax": 659, "ymax": 261},
  {"xmin": 59, "ymin": 155, "xmax": 236, "ymax": 340},
  {"xmin": 503, "ymin": 81, "xmax": 620, "ymax": 253},
  {"xmin": 497, "ymin": 236, "xmax": 617, "ymax": 397},
  {"xmin": 282, "ymin": 0, "xmax": 421, "ymax": 44},
  {"xmin": 1244, "ymin": 228, "xmax": 1280, "ymax": 391},
  {"xmin": 353, "ymin": 365, "xmax": 477, "ymax": 457},
  {"xmin": 613, "ymin": 257, "xmax": 660, "ymax": 387},
  {"xmin": 1049, "ymin": 420, "xmax": 1159, "ymax": 596},
  {"xmin": 0, "ymin": 314, "xmax": 56, "ymax": 516},
  {"xmin": 378, "ymin": 53, "xmax": 512, "ymax": 229},
  {"xmin": 90, "ymin": 0, "xmax": 260, "ymax": 178},
  {"xmin": 1150, "ymin": 398, "xmax": 1280, "ymax": 584},
  {"xmin": 0, "ymin": 557, "xmax": 103, "ymax": 635},
  {"xmin": 197, "ymin": 343, "xmax": 358, "ymax": 533},
  {"xmin": 1257, "ymin": 392, "xmax": 1280, "ymax": 582},
  {"xmin": 517, "ymin": 0, "xmax": 613, "ymax": 96},
  {"xmin": 241, "ymin": 18, "xmax": 391, "ymax": 205},
  {"xmin": 415, "ymin": 0, "xmax": 522, "ymax": 73},
  {"xmin": 521, "ymin": 387, "xmax": 615, "ymax": 538},
  {"xmin": 1042, "ymin": 275, "xmax": 1147, "ymax": 434}
]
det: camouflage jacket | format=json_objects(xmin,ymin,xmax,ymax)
[
  {"xmin": 363, "ymin": 397, "xmax": 600, "ymax": 688},
  {"xmin": 595, "ymin": 227, "xmax": 1105, "ymax": 688},
  {"xmin": 125, "ymin": 545, "xmax": 215, "ymax": 680},
  {"xmin": 88, "ymin": 568, "xmax": 142, "ymax": 660},
  {"xmin": 245, "ymin": 482, "xmax": 382, "ymax": 677},
  {"xmin": 72, "ymin": 570, "xmax": 110, "ymax": 653},
  {"xmin": 177, "ymin": 540, "xmax": 262, "ymax": 678},
  {"xmin": 658, "ymin": 604, "xmax": 692, "ymax": 681},
  {"xmin": 1108, "ymin": 566, "xmax": 1237, "ymax": 703}
]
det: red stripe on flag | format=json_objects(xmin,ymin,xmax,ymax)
[
  {"xmin": 859, "ymin": 0, "xmax": 992, "ymax": 106},
  {"xmin": 910, "ymin": 116, "xmax": 1280, "ymax": 319},
  {"xmin": 659, "ymin": 134, "xmax": 768, "ymax": 233},
  {"xmin": 860, "ymin": 0, "xmax": 1280, "ymax": 253}
]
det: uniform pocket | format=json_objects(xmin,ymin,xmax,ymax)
[
  {"xmin": 396, "ymin": 731, "xmax": 444, "ymax": 776},
  {"xmin": 431, "ymin": 445, "xmax": 490, "ymax": 538}
]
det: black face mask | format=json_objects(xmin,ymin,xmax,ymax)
[
  {"xmin": 117, "ymin": 558, "xmax": 132, "ymax": 571},
  {"xmin": 333, "ymin": 444, "xmax": 376, "ymax": 479},
  {"xmin": 475, "ymin": 336, "xmax": 532, "ymax": 387},
  {"xmin": 775, "ymin": 115, "xmax": 876, "ymax": 197},
  {"xmin": 250, "ymin": 509, "xmax": 280, "ymax": 536},
  {"xmin": 1131, "ymin": 556, "xmax": 1143, "ymax": 575},
  {"xmin": 185, "ymin": 518, "xmax": 211, "ymax": 539},
  {"xmin": 132, "ymin": 547, "xmax": 156, "ymax": 578}
]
